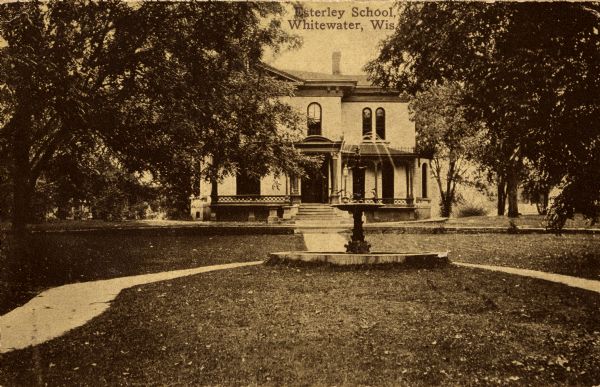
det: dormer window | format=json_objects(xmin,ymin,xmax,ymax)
[
  {"xmin": 307, "ymin": 103, "xmax": 322, "ymax": 136},
  {"xmin": 362, "ymin": 108, "xmax": 372, "ymax": 136},
  {"xmin": 376, "ymin": 108, "xmax": 385, "ymax": 140}
]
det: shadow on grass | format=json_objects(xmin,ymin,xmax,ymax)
[{"xmin": 0, "ymin": 232, "xmax": 305, "ymax": 315}]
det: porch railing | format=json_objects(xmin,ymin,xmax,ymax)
[
  {"xmin": 346, "ymin": 197, "xmax": 416, "ymax": 206},
  {"xmin": 214, "ymin": 195, "xmax": 291, "ymax": 204},
  {"xmin": 415, "ymin": 198, "xmax": 432, "ymax": 206}
]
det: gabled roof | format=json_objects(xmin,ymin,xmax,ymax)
[
  {"xmin": 258, "ymin": 62, "xmax": 404, "ymax": 99},
  {"xmin": 281, "ymin": 69, "xmax": 372, "ymax": 86},
  {"xmin": 258, "ymin": 63, "xmax": 304, "ymax": 83},
  {"xmin": 259, "ymin": 63, "xmax": 371, "ymax": 86}
]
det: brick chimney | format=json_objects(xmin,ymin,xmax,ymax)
[{"xmin": 332, "ymin": 51, "xmax": 341, "ymax": 75}]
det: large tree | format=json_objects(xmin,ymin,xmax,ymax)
[
  {"xmin": 0, "ymin": 1, "xmax": 307, "ymax": 290},
  {"xmin": 366, "ymin": 2, "xmax": 600, "ymax": 226},
  {"xmin": 409, "ymin": 82, "xmax": 480, "ymax": 217},
  {"xmin": 104, "ymin": 3, "xmax": 308, "ymax": 215}
]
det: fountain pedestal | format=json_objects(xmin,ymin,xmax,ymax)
[{"xmin": 332, "ymin": 202, "xmax": 383, "ymax": 254}]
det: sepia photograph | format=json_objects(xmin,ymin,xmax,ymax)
[{"xmin": 0, "ymin": 0, "xmax": 599, "ymax": 385}]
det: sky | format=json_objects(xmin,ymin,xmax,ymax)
[
  {"xmin": 264, "ymin": 1, "xmax": 396, "ymax": 75},
  {"xmin": 0, "ymin": 1, "xmax": 396, "ymax": 76}
]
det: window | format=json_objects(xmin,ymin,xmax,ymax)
[
  {"xmin": 375, "ymin": 108, "xmax": 385, "ymax": 139},
  {"xmin": 236, "ymin": 170, "xmax": 260, "ymax": 195},
  {"xmin": 421, "ymin": 163, "xmax": 428, "ymax": 198},
  {"xmin": 307, "ymin": 103, "xmax": 322, "ymax": 136},
  {"xmin": 362, "ymin": 108, "xmax": 372, "ymax": 136},
  {"xmin": 352, "ymin": 168, "xmax": 365, "ymax": 201}
]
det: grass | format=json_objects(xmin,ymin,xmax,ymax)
[
  {"xmin": 1, "ymin": 264, "xmax": 599, "ymax": 386},
  {"xmin": 0, "ymin": 233, "xmax": 304, "ymax": 315},
  {"xmin": 367, "ymin": 233, "xmax": 600, "ymax": 280},
  {"xmin": 3, "ymin": 231, "xmax": 599, "ymax": 315},
  {"xmin": 0, "ymin": 219, "xmax": 290, "ymax": 232},
  {"xmin": 445, "ymin": 214, "xmax": 598, "ymax": 229}
]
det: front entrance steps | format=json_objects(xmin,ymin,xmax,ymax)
[{"xmin": 293, "ymin": 203, "xmax": 352, "ymax": 227}]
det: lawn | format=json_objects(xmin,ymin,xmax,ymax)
[
  {"xmin": 445, "ymin": 214, "xmax": 598, "ymax": 229},
  {"xmin": 367, "ymin": 233, "xmax": 600, "ymax": 280},
  {"xmin": 1, "ymin": 264, "xmax": 599, "ymax": 386},
  {"xmin": 0, "ymin": 232, "xmax": 304, "ymax": 315},
  {"xmin": 2, "ymin": 231, "xmax": 599, "ymax": 316}
]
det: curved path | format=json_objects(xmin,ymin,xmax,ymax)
[
  {"xmin": 300, "ymin": 232, "xmax": 600, "ymax": 294},
  {"xmin": 454, "ymin": 262, "xmax": 600, "ymax": 293},
  {"xmin": 0, "ymin": 261, "xmax": 262, "ymax": 354}
]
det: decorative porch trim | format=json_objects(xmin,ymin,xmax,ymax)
[
  {"xmin": 345, "ymin": 197, "xmax": 416, "ymax": 207},
  {"xmin": 214, "ymin": 195, "xmax": 290, "ymax": 204}
]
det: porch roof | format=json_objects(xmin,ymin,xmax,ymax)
[{"xmin": 341, "ymin": 142, "xmax": 416, "ymax": 157}]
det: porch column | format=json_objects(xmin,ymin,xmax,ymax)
[
  {"xmin": 210, "ymin": 178, "xmax": 218, "ymax": 221},
  {"xmin": 405, "ymin": 163, "xmax": 410, "ymax": 199},
  {"xmin": 413, "ymin": 159, "xmax": 421, "ymax": 206},
  {"xmin": 408, "ymin": 160, "xmax": 414, "ymax": 199},
  {"xmin": 342, "ymin": 163, "xmax": 349, "ymax": 200},
  {"xmin": 373, "ymin": 161, "xmax": 379, "ymax": 201},
  {"xmin": 290, "ymin": 175, "xmax": 301, "ymax": 204},
  {"xmin": 330, "ymin": 153, "xmax": 340, "ymax": 204}
]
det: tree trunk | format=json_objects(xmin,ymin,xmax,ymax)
[
  {"xmin": 506, "ymin": 167, "xmax": 519, "ymax": 218},
  {"xmin": 4, "ymin": 116, "xmax": 34, "ymax": 308},
  {"xmin": 497, "ymin": 178, "xmax": 506, "ymax": 216},
  {"xmin": 440, "ymin": 195, "xmax": 453, "ymax": 218},
  {"xmin": 438, "ymin": 160, "xmax": 456, "ymax": 218}
]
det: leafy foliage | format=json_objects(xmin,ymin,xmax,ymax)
[
  {"xmin": 367, "ymin": 2, "xmax": 600, "ymax": 227},
  {"xmin": 457, "ymin": 204, "xmax": 488, "ymax": 218},
  {"xmin": 0, "ymin": 1, "xmax": 310, "ymax": 296},
  {"xmin": 0, "ymin": 1, "xmax": 308, "ymax": 225},
  {"xmin": 410, "ymin": 82, "xmax": 480, "ymax": 217}
]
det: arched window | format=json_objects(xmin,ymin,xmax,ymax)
[
  {"xmin": 421, "ymin": 163, "xmax": 428, "ymax": 198},
  {"xmin": 375, "ymin": 108, "xmax": 385, "ymax": 139},
  {"xmin": 362, "ymin": 108, "xmax": 372, "ymax": 136},
  {"xmin": 307, "ymin": 103, "xmax": 322, "ymax": 136}
]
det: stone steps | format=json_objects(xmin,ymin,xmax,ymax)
[{"xmin": 294, "ymin": 204, "xmax": 351, "ymax": 226}]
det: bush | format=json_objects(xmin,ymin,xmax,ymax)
[
  {"xmin": 507, "ymin": 219, "xmax": 520, "ymax": 234},
  {"xmin": 457, "ymin": 204, "xmax": 488, "ymax": 217}
]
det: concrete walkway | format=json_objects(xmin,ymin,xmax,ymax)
[
  {"xmin": 303, "ymin": 232, "xmax": 600, "ymax": 294},
  {"xmin": 0, "ymin": 261, "xmax": 262, "ymax": 354},
  {"xmin": 302, "ymin": 232, "xmax": 347, "ymax": 252},
  {"xmin": 454, "ymin": 262, "xmax": 600, "ymax": 294}
]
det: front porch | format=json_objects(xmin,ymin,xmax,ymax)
[
  {"xmin": 191, "ymin": 137, "xmax": 433, "ymax": 222},
  {"xmin": 191, "ymin": 194, "xmax": 431, "ymax": 223}
]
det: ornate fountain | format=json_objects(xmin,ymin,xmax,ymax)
[
  {"xmin": 268, "ymin": 147, "xmax": 448, "ymax": 267},
  {"xmin": 333, "ymin": 148, "xmax": 382, "ymax": 254}
]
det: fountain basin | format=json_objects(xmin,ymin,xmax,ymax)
[{"xmin": 267, "ymin": 251, "xmax": 449, "ymax": 267}]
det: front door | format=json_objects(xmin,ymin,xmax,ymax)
[
  {"xmin": 301, "ymin": 158, "xmax": 329, "ymax": 203},
  {"xmin": 382, "ymin": 162, "xmax": 394, "ymax": 204}
]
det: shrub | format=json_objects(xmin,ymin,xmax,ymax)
[
  {"xmin": 507, "ymin": 219, "xmax": 520, "ymax": 234},
  {"xmin": 457, "ymin": 204, "xmax": 489, "ymax": 217}
]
